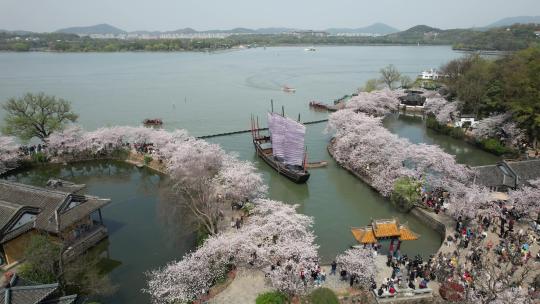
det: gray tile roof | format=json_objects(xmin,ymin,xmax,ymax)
[
  {"xmin": 40, "ymin": 295, "xmax": 78, "ymax": 304},
  {"xmin": 0, "ymin": 283, "xmax": 58, "ymax": 304},
  {"xmin": 473, "ymin": 165, "xmax": 505, "ymax": 188},
  {"xmin": 0, "ymin": 201, "xmax": 22, "ymax": 231},
  {"xmin": 0, "ymin": 180, "xmax": 110, "ymax": 242},
  {"xmin": 473, "ymin": 159, "xmax": 540, "ymax": 189},
  {"xmin": 507, "ymin": 159, "xmax": 540, "ymax": 186}
]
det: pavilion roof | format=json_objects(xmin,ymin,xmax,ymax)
[
  {"xmin": 372, "ymin": 219, "xmax": 400, "ymax": 238},
  {"xmin": 351, "ymin": 227, "xmax": 377, "ymax": 244},
  {"xmin": 398, "ymin": 225, "xmax": 419, "ymax": 241},
  {"xmin": 351, "ymin": 218, "xmax": 420, "ymax": 244}
]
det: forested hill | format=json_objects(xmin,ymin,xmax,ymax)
[
  {"xmin": 385, "ymin": 24, "xmax": 539, "ymax": 51},
  {"xmin": 0, "ymin": 23, "xmax": 538, "ymax": 52}
]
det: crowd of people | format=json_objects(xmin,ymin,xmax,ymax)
[
  {"xmin": 300, "ymin": 266, "xmax": 327, "ymax": 287},
  {"xmin": 428, "ymin": 209, "xmax": 538, "ymax": 300},
  {"xmin": 421, "ymin": 188, "xmax": 449, "ymax": 214},
  {"xmin": 372, "ymin": 251, "xmax": 432, "ymax": 297}
]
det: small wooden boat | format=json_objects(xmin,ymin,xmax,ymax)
[
  {"xmin": 282, "ymin": 85, "xmax": 296, "ymax": 93},
  {"xmin": 143, "ymin": 118, "xmax": 163, "ymax": 126},
  {"xmin": 306, "ymin": 161, "xmax": 328, "ymax": 169},
  {"xmin": 251, "ymin": 114, "xmax": 310, "ymax": 184}
]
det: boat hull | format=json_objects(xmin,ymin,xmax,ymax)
[{"xmin": 253, "ymin": 138, "xmax": 310, "ymax": 184}]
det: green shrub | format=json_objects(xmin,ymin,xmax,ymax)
[
  {"xmin": 196, "ymin": 228, "xmax": 209, "ymax": 246},
  {"xmin": 242, "ymin": 202, "xmax": 255, "ymax": 214},
  {"xmin": 449, "ymin": 127, "xmax": 465, "ymax": 139},
  {"xmin": 32, "ymin": 152, "xmax": 48, "ymax": 163},
  {"xmin": 391, "ymin": 177, "xmax": 422, "ymax": 211},
  {"xmin": 426, "ymin": 115, "xmax": 465, "ymax": 139},
  {"xmin": 256, "ymin": 291, "xmax": 289, "ymax": 304},
  {"xmin": 143, "ymin": 155, "xmax": 153, "ymax": 165},
  {"xmin": 480, "ymin": 138, "xmax": 511, "ymax": 155},
  {"xmin": 425, "ymin": 115, "xmax": 449, "ymax": 134},
  {"xmin": 307, "ymin": 288, "xmax": 339, "ymax": 304},
  {"xmin": 18, "ymin": 262, "xmax": 57, "ymax": 284}
]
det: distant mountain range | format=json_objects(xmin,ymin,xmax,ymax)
[
  {"xmin": 326, "ymin": 23, "xmax": 399, "ymax": 35},
  {"xmin": 53, "ymin": 23, "xmax": 400, "ymax": 36},
  {"xmin": 3, "ymin": 16, "xmax": 538, "ymax": 37},
  {"xmin": 56, "ymin": 23, "xmax": 126, "ymax": 35},
  {"xmin": 486, "ymin": 16, "xmax": 540, "ymax": 28}
]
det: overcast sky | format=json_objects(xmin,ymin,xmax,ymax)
[{"xmin": 1, "ymin": 0, "xmax": 539, "ymax": 32}]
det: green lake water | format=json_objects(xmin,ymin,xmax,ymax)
[{"xmin": 0, "ymin": 46, "xmax": 499, "ymax": 303}]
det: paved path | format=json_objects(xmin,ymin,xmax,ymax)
[
  {"xmin": 209, "ymin": 260, "xmax": 391, "ymax": 304},
  {"xmin": 209, "ymin": 268, "xmax": 273, "ymax": 304}
]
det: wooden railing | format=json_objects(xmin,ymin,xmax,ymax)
[{"xmin": 62, "ymin": 225, "xmax": 108, "ymax": 261}]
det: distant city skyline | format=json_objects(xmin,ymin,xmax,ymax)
[{"xmin": 1, "ymin": 0, "xmax": 539, "ymax": 32}]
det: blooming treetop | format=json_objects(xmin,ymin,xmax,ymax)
[
  {"xmin": 508, "ymin": 179, "xmax": 540, "ymax": 219},
  {"xmin": 335, "ymin": 248, "xmax": 376, "ymax": 288},
  {"xmin": 472, "ymin": 114, "xmax": 526, "ymax": 147},
  {"xmin": 44, "ymin": 125, "xmax": 268, "ymax": 235},
  {"xmin": 424, "ymin": 97, "xmax": 460, "ymax": 124},
  {"xmin": 327, "ymin": 110, "xmax": 471, "ymax": 197},
  {"xmin": 145, "ymin": 199, "xmax": 319, "ymax": 303},
  {"xmin": 446, "ymin": 183, "xmax": 496, "ymax": 220},
  {"xmin": 345, "ymin": 89, "xmax": 403, "ymax": 117}
]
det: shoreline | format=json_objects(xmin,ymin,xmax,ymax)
[{"xmin": 0, "ymin": 44, "xmax": 498, "ymax": 54}]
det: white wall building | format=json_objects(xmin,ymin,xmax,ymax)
[
  {"xmin": 454, "ymin": 115, "xmax": 478, "ymax": 128},
  {"xmin": 419, "ymin": 69, "xmax": 440, "ymax": 80}
]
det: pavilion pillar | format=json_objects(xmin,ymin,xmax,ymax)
[{"xmin": 98, "ymin": 209, "xmax": 103, "ymax": 225}]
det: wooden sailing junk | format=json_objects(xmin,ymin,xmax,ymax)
[{"xmin": 250, "ymin": 109, "xmax": 310, "ymax": 184}]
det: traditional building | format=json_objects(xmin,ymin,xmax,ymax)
[
  {"xmin": 419, "ymin": 69, "xmax": 440, "ymax": 80},
  {"xmin": 473, "ymin": 159, "xmax": 540, "ymax": 191},
  {"xmin": 0, "ymin": 274, "xmax": 77, "ymax": 304},
  {"xmin": 0, "ymin": 180, "xmax": 110, "ymax": 265},
  {"xmin": 351, "ymin": 218, "xmax": 419, "ymax": 245},
  {"xmin": 398, "ymin": 90, "xmax": 426, "ymax": 106}
]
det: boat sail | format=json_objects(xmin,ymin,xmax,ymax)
[{"xmin": 251, "ymin": 112, "xmax": 310, "ymax": 183}]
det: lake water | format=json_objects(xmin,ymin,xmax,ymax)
[
  {"xmin": 0, "ymin": 46, "xmax": 498, "ymax": 303},
  {"xmin": 0, "ymin": 46, "xmax": 463, "ymax": 135}
]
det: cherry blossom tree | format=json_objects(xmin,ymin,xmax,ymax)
[
  {"xmin": 145, "ymin": 199, "xmax": 319, "ymax": 303},
  {"xmin": 446, "ymin": 183, "xmax": 495, "ymax": 220},
  {"xmin": 472, "ymin": 114, "xmax": 508, "ymax": 139},
  {"xmin": 423, "ymin": 97, "xmax": 460, "ymax": 125},
  {"xmin": 435, "ymin": 101, "xmax": 459, "ymax": 125},
  {"xmin": 472, "ymin": 114, "xmax": 526, "ymax": 148},
  {"xmin": 508, "ymin": 179, "xmax": 540, "ymax": 220},
  {"xmin": 46, "ymin": 125, "xmax": 266, "ymax": 235},
  {"xmin": 345, "ymin": 89, "xmax": 403, "ymax": 117},
  {"xmin": 328, "ymin": 110, "xmax": 471, "ymax": 197},
  {"xmin": 335, "ymin": 248, "xmax": 376, "ymax": 289},
  {"xmin": 423, "ymin": 97, "xmax": 448, "ymax": 116}
]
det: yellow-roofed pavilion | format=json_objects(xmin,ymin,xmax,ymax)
[{"xmin": 351, "ymin": 218, "xmax": 419, "ymax": 244}]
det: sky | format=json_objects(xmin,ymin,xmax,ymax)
[{"xmin": 0, "ymin": 0, "xmax": 539, "ymax": 32}]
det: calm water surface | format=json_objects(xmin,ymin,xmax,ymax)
[{"xmin": 0, "ymin": 47, "xmax": 497, "ymax": 303}]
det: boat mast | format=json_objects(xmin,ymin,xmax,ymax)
[
  {"xmin": 303, "ymin": 149, "xmax": 308, "ymax": 172},
  {"xmin": 256, "ymin": 116, "xmax": 260, "ymax": 138},
  {"xmin": 250, "ymin": 114, "xmax": 254, "ymax": 139}
]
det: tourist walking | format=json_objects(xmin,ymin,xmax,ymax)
[{"xmin": 330, "ymin": 260, "xmax": 337, "ymax": 275}]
